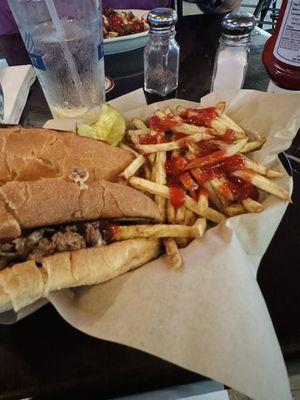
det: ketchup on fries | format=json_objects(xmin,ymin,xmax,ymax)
[{"xmin": 118, "ymin": 102, "xmax": 290, "ymax": 269}]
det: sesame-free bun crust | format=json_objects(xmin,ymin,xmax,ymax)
[
  {"xmin": 0, "ymin": 178, "xmax": 161, "ymax": 239},
  {"xmin": 0, "ymin": 127, "xmax": 162, "ymax": 315},
  {"xmin": 0, "ymin": 238, "xmax": 160, "ymax": 313},
  {"xmin": 0, "ymin": 126, "xmax": 134, "ymax": 185}
]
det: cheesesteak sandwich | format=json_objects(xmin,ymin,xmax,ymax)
[
  {"xmin": 0, "ymin": 125, "xmax": 134, "ymax": 185},
  {"xmin": 0, "ymin": 176, "xmax": 161, "ymax": 313}
]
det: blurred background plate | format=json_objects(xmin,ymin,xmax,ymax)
[
  {"xmin": 104, "ymin": 10, "xmax": 149, "ymax": 55},
  {"xmin": 105, "ymin": 75, "xmax": 115, "ymax": 93}
]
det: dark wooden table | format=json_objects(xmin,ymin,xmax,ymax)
[{"xmin": 0, "ymin": 14, "xmax": 299, "ymax": 400}]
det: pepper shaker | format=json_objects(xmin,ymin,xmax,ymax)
[
  {"xmin": 211, "ymin": 12, "xmax": 256, "ymax": 92},
  {"xmin": 144, "ymin": 8, "xmax": 180, "ymax": 97}
]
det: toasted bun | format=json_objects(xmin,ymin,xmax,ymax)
[
  {"xmin": 0, "ymin": 201, "xmax": 21, "ymax": 238},
  {"xmin": 0, "ymin": 178, "xmax": 161, "ymax": 239},
  {"xmin": 0, "ymin": 238, "xmax": 160, "ymax": 313},
  {"xmin": 0, "ymin": 126, "xmax": 134, "ymax": 185}
]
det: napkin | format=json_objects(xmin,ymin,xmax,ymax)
[
  {"xmin": 109, "ymin": 87, "xmax": 147, "ymax": 111},
  {"xmin": 0, "ymin": 65, "xmax": 36, "ymax": 124}
]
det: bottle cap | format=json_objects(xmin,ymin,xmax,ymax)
[
  {"xmin": 221, "ymin": 12, "xmax": 256, "ymax": 38},
  {"xmin": 147, "ymin": 8, "xmax": 178, "ymax": 30}
]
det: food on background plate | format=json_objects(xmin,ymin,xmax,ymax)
[
  {"xmin": 0, "ymin": 177, "xmax": 161, "ymax": 313},
  {"xmin": 0, "ymin": 124, "xmax": 133, "ymax": 184},
  {"xmin": 120, "ymin": 102, "xmax": 290, "ymax": 269},
  {"xmin": 76, "ymin": 104, "xmax": 126, "ymax": 146},
  {"xmin": 102, "ymin": 8, "xmax": 148, "ymax": 39}
]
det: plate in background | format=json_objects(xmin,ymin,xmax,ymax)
[
  {"xmin": 104, "ymin": 10, "xmax": 149, "ymax": 55},
  {"xmin": 105, "ymin": 75, "xmax": 115, "ymax": 93}
]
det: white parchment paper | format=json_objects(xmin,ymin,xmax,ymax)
[{"xmin": 3, "ymin": 90, "xmax": 300, "ymax": 400}]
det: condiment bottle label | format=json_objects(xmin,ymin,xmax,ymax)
[{"xmin": 273, "ymin": 0, "xmax": 300, "ymax": 67}]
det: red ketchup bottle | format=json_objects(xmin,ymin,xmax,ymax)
[{"xmin": 262, "ymin": 0, "xmax": 300, "ymax": 91}]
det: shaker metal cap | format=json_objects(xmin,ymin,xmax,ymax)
[
  {"xmin": 147, "ymin": 8, "xmax": 178, "ymax": 29},
  {"xmin": 221, "ymin": 12, "xmax": 256, "ymax": 36}
]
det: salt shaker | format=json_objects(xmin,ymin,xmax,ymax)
[
  {"xmin": 211, "ymin": 12, "xmax": 256, "ymax": 92},
  {"xmin": 144, "ymin": 8, "xmax": 179, "ymax": 97}
]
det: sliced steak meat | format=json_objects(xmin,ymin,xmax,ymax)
[
  {"xmin": 51, "ymin": 231, "xmax": 86, "ymax": 252},
  {"xmin": 0, "ymin": 242, "xmax": 15, "ymax": 256},
  {"xmin": 0, "ymin": 229, "xmax": 46, "ymax": 263},
  {"xmin": 82, "ymin": 222, "xmax": 104, "ymax": 247},
  {"xmin": 0, "ymin": 220, "xmax": 106, "ymax": 267},
  {"xmin": 14, "ymin": 230, "xmax": 45, "ymax": 257},
  {"xmin": 28, "ymin": 238, "xmax": 56, "ymax": 262}
]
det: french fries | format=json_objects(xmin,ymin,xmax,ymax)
[
  {"xmin": 163, "ymin": 238, "xmax": 182, "ymax": 270},
  {"xmin": 176, "ymin": 206, "xmax": 186, "ymax": 224},
  {"xmin": 112, "ymin": 218, "xmax": 207, "ymax": 241},
  {"xmin": 164, "ymin": 198, "xmax": 181, "ymax": 267},
  {"xmin": 117, "ymin": 102, "xmax": 289, "ymax": 270},
  {"xmin": 129, "ymin": 177, "xmax": 226, "ymax": 224},
  {"xmin": 216, "ymin": 102, "xmax": 225, "ymax": 114},
  {"xmin": 177, "ymin": 105, "xmax": 245, "ymax": 139},
  {"xmin": 175, "ymin": 205, "xmax": 187, "ymax": 247},
  {"xmin": 153, "ymin": 151, "xmax": 167, "ymax": 221},
  {"xmin": 242, "ymin": 198, "xmax": 263, "ymax": 213},
  {"xmin": 225, "ymin": 203, "xmax": 246, "ymax": 217},
  {"xmin": 155, "ymin": 110, "xmax": 215, "ymax": 136},
  {"xmin": 120, "ymin": 154, "xmax": 145, "ymax": 180},
  {"xmin": 243, "ymin": 155, "xmax": 283, "ymax": 178},
  {"xmin": 241, "ymin": 138, "xmax": 266, "ymax": 153},
  {"xmin": 136, "ymin": 131, "xmax": 213, "ymax": 154},
  {"xmin": 132, "ymin": 117, "xmax": 148, "ymax": 130},
  {"xmin": 166, "ymin": 199, "xmax": 176, "ymax": 223},
  {"xmin": 210, "ymin": 177, "xmax": 232, "ymax": 208},
  {"xmin": 119, "ymin": 142, "xmax": 140, "ymax": 156},
  {"xmin": 203, "ymin": 181, "xmax": 224, "ymax": 212},
  {"xmin": 232, "ymin": 169, "xmax": 290, "ymax": 201},
  {"xmin": 184, "ymin": 139, "xmax": 247, "ymax": 170},
  {"xmin": 185, "ymin": 208, "xmax": 197, "ymax": 226},
  {"xmin": 150, "ymin": 148, "xmax": 183, "ymax": 267},
  {"xmin": 217, "ymin": 114, "xmax": 245, "ymax": 135}
]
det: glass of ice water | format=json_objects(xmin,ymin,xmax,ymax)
[{"xmin": 8, "ymin": 0, "xmax": 105, "ymax": 123}]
